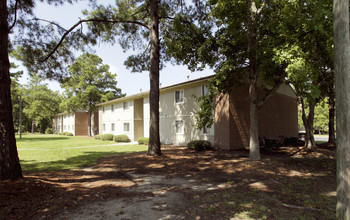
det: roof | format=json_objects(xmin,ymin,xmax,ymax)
[{"xmin": 96, "ymin": 74, "xmax": 215, "ymax": 106}]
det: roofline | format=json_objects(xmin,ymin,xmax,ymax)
[{"xmin": 96, "ymin": 74, "xmax": 215, "ymax": 106}]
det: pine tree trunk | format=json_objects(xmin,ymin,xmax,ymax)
[
  {"xmin": 249, "ymin": 80, "xmax": 260, "ymax": 160},
  {"xmin": 88, "ymin": 111, "xmax": 92, "ymax": 137},
  {"xmin": 328, "ymin": 96, "xmax": 336, "ymax": 145},
  {"xmin": 334, "ymin": 0, "xmax": 350, "ymax": 218},
  {"xmin": 147, "ymin": 0, "xmax": 161, "ymax": 156},
  {"xmin": 0, "ymin": 0, "xmax": 23, "ymax": 180}
]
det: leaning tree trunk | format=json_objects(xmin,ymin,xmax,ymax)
[
  {"xmin": 328, "ymin": 95, "xmax": 336, "ymax": 145},
  {"xmin": 0, "ymin": 0, "xmax": 22, "ymax": 180},
  {"xmin": 334, "ymin": 0, "xmax": 350, "ymax": 218},
  {"xmin": 147, "ymin": 0, "xmax": 161, "ymax": 156}
]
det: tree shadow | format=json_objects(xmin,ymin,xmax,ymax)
[
  {"xmin": 2, "ymin": 145, "xmax": 336, "ymax": 219},
  {"xmin": 17, "ymin": 136, "xmax": 70, "ymax": 142}
]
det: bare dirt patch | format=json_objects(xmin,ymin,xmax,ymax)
[{"xmin": 1, "ymin": 145, "xmax": 336, "ymax": 219}]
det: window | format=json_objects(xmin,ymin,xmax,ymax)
[
  {"xmin": 64, "ymin": 125, "xmax": 67, "ymax": 130},
  {"xmin": 111, "ymin": 105, "xmax": 114, "ymax": 112},
  {"xmin": 111, "ymin": 123, "xmax": 115, "ymax": 131},
  {"xmin": 175, "ymin": 90, "xmax": 184, "ymax": 103},
  {"xmin": 124, "ymin": 123, "xmax": 130, "ymax": 132},
  {"xmin": 103, "ymin": 124, "xmax": 106, "ymax": 131},
  {"xmin": 102, "ymin": 106, "xmax": 105, "ymax": 113},
  {"xmin": 203, "ymin": 126, "xmax": 210, "ymax": 134},
  {"xmin": 68, "ymin": 125, "xmax": 70, "ymax": 130},
  {"xmin": 202, "ymin": 85, "xmax": 209, "ymax": 96},
  {"xmin": 175, "ymin": 120, "xmax": 184, "ymax": 134},
  {"xmin": 123, "ymin": 102, "xmax": 129, "ymax": 110},
  {"xmin": 72, "ymin": 125, "xmax": 74, "ymax": 131}
]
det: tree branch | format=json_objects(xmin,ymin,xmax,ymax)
[
  {"xmin": 257, "ymin": 67, "xmax": 287, "ymax": 109},
  {"xmin": 31, "ymin": 18, "xmax": 67, "ymax": 31},
  {"xmin": 160, "ymin": 16, "xmax": 191, "ymax": 25},
  {"xmin": 41, "ymin": 18, "xmax": 149, "ymax": 62},
  {"xmin": 8, "ymin": 0, "xmax": 19, "ymax": 32}
]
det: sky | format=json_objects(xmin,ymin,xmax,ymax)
[{"xmin": 13, "ymin": 0, "xmax": 213, "ymax": 96}]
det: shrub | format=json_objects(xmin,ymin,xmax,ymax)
[
  {"xmin": 101, "ymin": 134, "xmax": 114, "ymax": 141},
  {"xmin": 45, "ymin": 128, "xmax": 53, "ymax": 134},
  {"xmin": 94, "ymin": 134, "xmax": 101, "ymax": 140},
  {"xmin": 113, "ymin": 134, "xmax": 131, "ymax": 143},
  {"xmin": 137, "ymin": 137, "xmax": 149, "ymax": 145},
  {"xmin": 63, "ymin": 132, "xmax": 73, "ymax": 136},
  {"xmin": 187, "ymin": 140, "xmax": 212, "ymax": 151}
]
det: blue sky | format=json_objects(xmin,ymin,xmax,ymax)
[{"xmin": 13, "ymin": 0, "xmax": 212, "ymax": 96}]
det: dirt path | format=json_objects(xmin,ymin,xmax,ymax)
[{"xmin": 57, "ymin": 172, "xmax": 228, "ymax": 220}]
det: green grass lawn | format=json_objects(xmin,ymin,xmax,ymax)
[{"xmin": 16, "ymin": 134, "xmax": 148, "ymax": 173}]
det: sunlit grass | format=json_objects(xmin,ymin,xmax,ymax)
[{"xmin": 16, "ymin": 134, "xmax": 147, "ymax": 172}]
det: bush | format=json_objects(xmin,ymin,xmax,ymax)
[
  {"xmin": 101, "ymin": 134, "xmax": 114, "ymax": 141},
  {"xmin": 187, "ymin": 140, "xmax": 212, "ymax": 151},
  {"xmin": 45, "ymin": 128, "xmax": 53, "ymax": 134},
  {"xmin": 63, "ymin": 132, "xmax": 74, "ymax": 136},
  {"xmin": 94, "ymin": 134, "xmax": 101, "ymax": 140},
  {"xmin": 113, "ymin": 134, "xmax": 131, "ymax": 142},
  {"xmin": 137, "ymin": 137, "xmax": 149, "ymax": 145}
]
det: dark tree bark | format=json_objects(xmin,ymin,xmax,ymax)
[
  {"xmin": 0, "ymin": 0, "xmax": 22, "ymax": 180},
  {"xmin": 328, "ymin": 95, "xmax": 336, "ymax": 145},
  {"xmin": 300, "ymin": 97, "xmax": 316, "ymax": 150},
  {"xmin": 147, "ymin": 0, "xmax": 161, "ymax": 156},
  {"xmin": 334, "ymin": 0, "xmax": 350, "ymax": 218},
  {"xmin": 31, "ymin": 118, "xmax": 35, "ymax": 134}
]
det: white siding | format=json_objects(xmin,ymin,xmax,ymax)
[
  {"xmin": 143, "ymin": 97, "xmax": 150, "ymax": 138},
  {"xmin": 159, "ymin": 82, "xmax": 214, "ymax": 146},
  {"xmin": 62, "ymin": 113, "xmax": 75, "ymax": 135},
  {"xmin": 100, "ymin": 101, "xmax": 135, "ymax": 140}
]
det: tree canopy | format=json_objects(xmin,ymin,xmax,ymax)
[{"xmin": 61, "ymin": 53, "xmax": 124, "ymax": 136}]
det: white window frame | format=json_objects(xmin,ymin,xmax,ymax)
[
  {"xmin": 123, "ymin": 102, "xmax": 129, "ymax": 111},
  {"xmin": 175, "ymin": 120, "xmax": 184, "ymax": 134},
  {"xmin": 124, "ymin": 123, "xmax": 130, "ymax": 132},
  {"xmin": 111, "ymin": 123, "xmax": 115, "ymax": 132},
  {"xmin": 175, "ymin": 90, "xmax": 184, "ymax": 103}
]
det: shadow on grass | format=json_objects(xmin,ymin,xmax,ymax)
[
  {"xmin": 6, "ymin": 145, "xmax": 336, "ymax": 220},
  {"xmin": 20, "ymin": 150, "xmax": 147, "ymax": 173},
  {"xmin": 17, "ymin": 136, "xmax": 70, "ymax": 142}
]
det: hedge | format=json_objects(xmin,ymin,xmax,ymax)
[
  {"xmin": 45, "ymin": 128, "xmax": 53, "ymax": 134},
  {"xmin": 187, "ymin": 140, "xmax": 212, "ymax": 151},
  {"xmin": 113, "ymin": 134, "xmax": 131, "ymax": 143},
  {"xmin": 137, "ymin": 137, "xmax": 149, "ymax": 145},
  {"xmin": 100, "ymin": 134, "xmax": 114, "ymax": 141}
]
